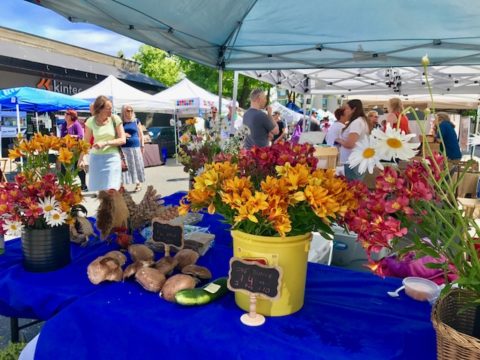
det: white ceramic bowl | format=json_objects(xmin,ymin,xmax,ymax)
[{"xmin": 402, "ymin": 277, "xmax": 440, "ymax": 302}]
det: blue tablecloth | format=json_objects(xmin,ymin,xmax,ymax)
[
  {"xmin": 0, "ymin": 192, "xmax": 192, "ymax": 320},
  {"xmin": 30, "ymin": 194, "xmax": 436, "ymax": 359},
  {"xmin": 0, "ymin": 222, "xmax": 120, "ymax": 320}
]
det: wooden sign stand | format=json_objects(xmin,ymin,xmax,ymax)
[
  {"xmin": 240, "ymin": 293, "xmax": 265, "ymax": 326},
  {"xmin": 151, "ymin": 218, "xmax": 184, "ymax": 256},
  {"xmin": 227, "ymin": 257, "xmax": 283, "ymax": 327}
]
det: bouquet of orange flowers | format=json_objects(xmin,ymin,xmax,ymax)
[
  {"xmin": 179, "ymin": 142, "xmax": 360, "ymax": 237},
  {"xmin": 0, "ymin": 133, "xmax": 90, "ymax": 236}
]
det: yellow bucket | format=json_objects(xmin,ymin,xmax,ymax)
[{"xmin": 231, "ymin": 230, "xmax": 312, "ymax": 316}]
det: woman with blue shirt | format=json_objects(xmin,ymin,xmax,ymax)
[
  {"xmin": 121, "ymin": 105, "xmax": 145, "ymax": 192},
  {"xmin": 435, "ymin": 112, "xmax": 462, "ymax": 160}
]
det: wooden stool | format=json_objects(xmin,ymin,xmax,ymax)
[
  {"xmin": 0, "ymin": 158, "xmax": 9, "ymax": 182},
  {"xmin": 314, "ymin": 147, "xmax": 338, "ymax": 169}
]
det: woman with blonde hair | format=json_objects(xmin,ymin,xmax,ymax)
[
  {"xmin": 386, "ymin": 97, "xmax": 410, "ymax": 134},
  {"xmin": 435, "ymin": 112, "xmax": 462, "ymax": 160},
  {"xmin": 121, "ymin": 105, "xmax": 145, "ymax": 192}
]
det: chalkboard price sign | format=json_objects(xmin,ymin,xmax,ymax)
[
  {"xmin": 227, "ymin": 257, "xmax": 282, "ymax": 300},
  {"xmin": 151, "ymin": 218, "xmax": 184, "ymax": 251}
]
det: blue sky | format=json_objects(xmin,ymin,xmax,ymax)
[{"xmin": 1, "ymin": 0, "xmax": 144, "ymax": 58}]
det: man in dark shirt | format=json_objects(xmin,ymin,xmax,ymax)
[{"xmin": 243, "ymin": 89, "xmax": 279, "ymax": 149}]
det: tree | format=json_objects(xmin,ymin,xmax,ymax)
[
  {"xmin": 132, "ymin": 45, "xmax": 181, "ymax": 87},
  {"xmin": 132, "ymin": 46, "xmax": 271, "ymax": 107}
]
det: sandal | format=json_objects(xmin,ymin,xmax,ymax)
[{"xmin": 134, "ymin": 184, "xmax": 142, "ymax": 193}]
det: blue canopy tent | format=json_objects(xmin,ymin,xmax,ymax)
[
  {"xmin": 0, "ymin": 86, "xmax": 91, "ymax": 136},
  {"xmin": 0, "ymin": 87, "xmax": 91, "ymax": 112}
]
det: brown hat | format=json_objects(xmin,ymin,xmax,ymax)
[{"xmin": 65, "ymin": 109, "xmax": 78, "ymax": 121}]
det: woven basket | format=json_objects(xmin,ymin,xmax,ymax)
[{"xmin": 432, "ymin": 289, "xmax": 480, "ymax": 359}]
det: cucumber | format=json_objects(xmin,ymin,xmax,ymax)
[{"xmin": 175, "ymin": 277, "xmax": 228, "ymax": 306}]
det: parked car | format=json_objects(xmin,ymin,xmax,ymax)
[{"xmin": 147, "ymin": 126, "xmax": 176, "ymax": 158}]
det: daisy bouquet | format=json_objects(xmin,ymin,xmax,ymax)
[
  {"xmin": 179, "ymin": 142, "xmax": 360, "ymax": 237},
  {"xmin": 1, "ymin": 133, "xmax": 89, "ymax": 236},
  {"xmin": 344, "ymin": 55, "xmax": 480, "ymax": 294}
]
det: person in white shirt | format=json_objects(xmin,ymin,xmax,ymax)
[
  {"xmin": 335, "ymin": 99, "xmax": 370, "ymax": 180},
  {"xmin": 223, "ymin": 101, "xmax": 243, "ymax": 138},
  {"xmin": 325, "ymin": 107, "xmax": 348, "ymax": 147}
]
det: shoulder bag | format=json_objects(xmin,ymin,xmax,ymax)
[{"xmin": 111, "ymin": 117, "xmax": 128, "ymax": 172}]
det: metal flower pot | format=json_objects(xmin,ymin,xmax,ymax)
[{"xmin": 21, "ymin": 224, "xmax": 71, "ymax": 272}]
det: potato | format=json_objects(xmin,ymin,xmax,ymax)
[
  {"xmin": 128, "ymin": 244, "xmax": 154, "ymax": 262},
  {"xmin": 160, "ymin": 274, "xmax": 196, "ymax": 302},
  {"xmin": 135, "ymin": 268, "xmax": 166, "ymax": 292},
  {"xmin": 87, "ymin": 256, "xmax": 122, "ymax": 285},
  {"xmin": 104, "ymin": 251, "xmax": 127, "ymax": 266},
  {"xmin": 154, "ymin": 256, "xmax": 178, "ymax": 275},
  {"xmin": 181, "ymin": 264, "xmax": 212, "ymax": 280},
  {"xmin": 174, "ymin": 249, "xmax": 199, "ymax": 270},
  {"xmin": 123, "ymin": 260, "xmax": 153, "ymax": 280}
]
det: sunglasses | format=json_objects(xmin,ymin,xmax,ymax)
[{"xmin": 126, "ymin": 109, "xmax": 133, "ymax": 112}]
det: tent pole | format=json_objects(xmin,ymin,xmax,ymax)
[
  {"xmin": 230, "ymin": 71, "xmax": 239, "ymax": 135},
  {"xmin": 302, "ymin": 94, "xmax": 308, "ymax": 132},
  {"xmin": 218, "ymin": 69, "xmax": 223, "ymax": 128},
  {"xmin": 473, "ymin": 104, "xmax": 480, "ymax": 157},
  {"xmin": 35, "ymin": 112, "xmax": 39, "ymax": 133},
  {"xmin": 174, "ymin": 110, "xmax": 179, "ymax": 165},
  {"xmin": 16, "ymin": 103, "xmax": 23, "ymax": 167}
]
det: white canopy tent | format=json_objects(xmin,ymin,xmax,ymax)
[
  {"xmin": 29, "ymin": 0, "xmax": 480, "ymax": 71},
  {"xmin": 349, "ymin": 94, "xmax": 480, "ymax": 110},
  {"xmin": 270, "ymin": 101, "xmax": 303, "ymax": 125},
  {"xmin": 30, "ymin": 0, "xmax": 480, "ymax": 135},
  {"xmin": 152, "ymin": 78, "xmax": 229, "ymax": 116},
  {"xmin": 73, "ymin": 75, "xmax": 174, "ymax": 113}
]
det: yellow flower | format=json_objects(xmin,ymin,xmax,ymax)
[
  {"xmin": 57, "ymin": 148, "xmax": 74, "ymax": 164},
  {"xmin": 304, "ymin": 185, "xmax": 340, "ymax": 219},
  {"xmin": 246, "ymin": 192, "xmax": 269, "ymax": 214},
  {"xmin": 8, "ymin": 148, "xmax": 22, "ymax": 160},
  {"xmin": 178, "ymin": 199, "xmax": 191, "ymax": 215},
  {"xmin": 207, "ymin": 202, "xmax": 216, "ymax": 214},
  {"xmin": 267, "ymin": 208, "xmax": 292, "ymax": 237},
  {"xmin": 222, "ymin": 176, "xmax": 252, "ymax": 194},
  {"xmin": 278, "ymin": 163, "xmax": 310, "ymax": 191},
  {"xmin": 187, "ymin": 188, "xmax": 215, "ymax": 206}
]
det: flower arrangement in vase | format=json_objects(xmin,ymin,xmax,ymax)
[
  {"xmin": 1, "ymin": 133, "xmax": 90, "ymax": 236},
  {"xmin": 177, "ymin": 117, "xmax": 249, "ymax": 178},
  {"xmin": 179, "ymin": 141, "xmax": 359, "ymax": 238}
]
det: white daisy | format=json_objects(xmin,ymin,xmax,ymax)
[
  {"xmin": 38, "ymin": 196, "xmax": 60, "ymax": 216},
  {"xmin": 45, "ymin": 210, "xmax": 68, "ymax": 227},
  {"xmin": 372, "ymin": 125, "xmax": 420, "ymax": 161},
  {"xmin": 348, "ymin": 136, "xmax": 384, "ymax": 174},
  {"xmin": 2, "ymin": 219, "xmax": 23, "ymax": 237}
]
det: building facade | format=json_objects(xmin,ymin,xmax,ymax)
[{"xmin": 0, "ymin": 27, "xmax": 165, "ymax": 95}]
